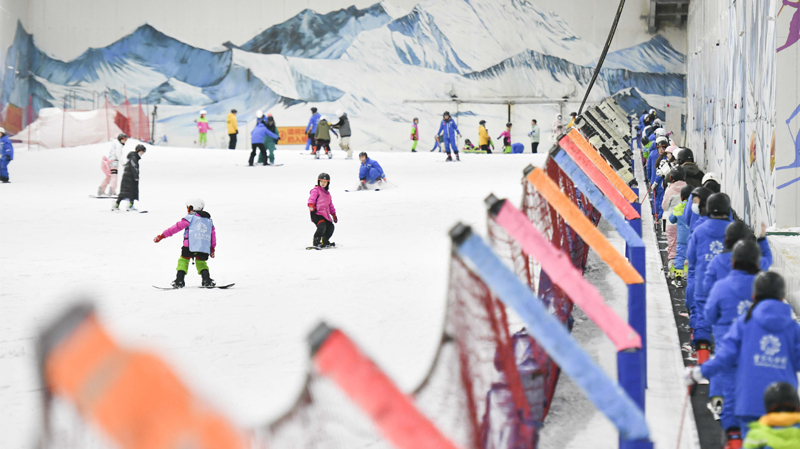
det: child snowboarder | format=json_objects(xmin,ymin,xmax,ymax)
[
  {"xmin": 98, "ymin": 133, "xmax": 127, "ymax": 196},
  {"xmin": 498, "ymin": 123, "xmax": 512, "ymax": 153},
  {"xmin": 113, "ymin": 144, "xmax": 146, "ymax": 211},
  {"xmin": 308, "ymin": 173, "xmax": 337, "ymax": 248},
  {"xmin": 154, "ymin": 198, "xmax": 216, "ymax": 288},
  {"xmin": 410, "ymin": 118, "xmax": 419, "ymax": 152},
  {"xmin": 462, "ymin": 139, "xmax": 477, "ymax": 153},
  {"xmin": 196, "ymin": 110, "xmax": 212, "ymax": 148},
  {"xmin": 263, "ymin": 114, "xmax": 279, "ymax": 165},
  {"xmin": 358, "ymin": 152, "xmax": 386, "ymax": 190}
]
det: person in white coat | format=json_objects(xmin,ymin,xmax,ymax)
[
  {"xmin": 551, "ymin": 114, "xmax": 564, "ymax": 142},
  {"xmin": 98, "ymin": 133, "xmax": 128, "ymax": 196}
]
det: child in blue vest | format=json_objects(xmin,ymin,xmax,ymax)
[
  {"xmin": 669, "ymin": 184, "xmax": 693, "ymax": 285},
  {"xmin": 154, "ymin": 198, "xmax": 217, "ymax": 288},
  {"xmin": 704, "ymin": 240, "xmax": 763, "ymax": 445},
  {"xmin": 688, "ymin": 192, "xmax": 732, "ymax": 362},
  {"xmin": 688, "ymin": 272, "xmax": 800, "ymax": 439}
]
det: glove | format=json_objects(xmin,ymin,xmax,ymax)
[
  {"xmin": 684, "ymin": 366, "xmax": 704, "ymax": 386},
  {"xmin": 308, "ymin": 203, "xmax": 316, "ymax": 212},
  {"xmin": 210, "ymin": 247, "xmax": 215, "ymax": 258},
  {"xmin": 154, "ymin": 234, "xmax": 165, "ymax": 243},
  {"xmin": 332, "ymin": 214, "xmax": 338, "ymax": 223}
]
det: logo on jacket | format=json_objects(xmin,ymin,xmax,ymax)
[
  {"xmin": 737, "ymin": 300, "xmax": 753, "ymax": 316},
  {"xmin": 755, "ymin": 334, "xmax": 787, "ymax": 369},
  {"xmin": 706, "ymin": 240, "xmax": 724, "ymax": 261}
]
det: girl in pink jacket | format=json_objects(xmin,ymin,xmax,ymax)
[
  {"xmin": 307, "ymin": 173, "xmax": 337, "ymax": 249},
  {"xmin": 154, "ymin": 198, "xmax": 217, "ymax": 287}
]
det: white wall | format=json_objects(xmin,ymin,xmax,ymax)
[
  {"xmin": 22, "ymin": 0, "xmax": 684, "ymax": 61},
  {"xmin": 0, "ymin": 0, "xmax": 30, "ymax": 69}
]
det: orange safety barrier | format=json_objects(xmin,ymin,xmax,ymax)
[
  {"xmin": 313, "ymin": 326, "xmax": 462, "ymax": 449},
  {"xmin": 567, "ymin": 129, "xmax": 638, "ymax": 203},
  {"xmin": 40, "ymin": 306, "xmax": 246, "ymax": 449},
  {"xmin": 525, "ymin": 167, "xmax": 643, "ymax": 284}
]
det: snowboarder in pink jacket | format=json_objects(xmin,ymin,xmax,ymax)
[
  {"xmin": 307, "ymin": 173, "xmax": 337, "ymax": 248},
  {"xmin": 154, "ymin": 198, "xmax": 217, "ymax": 288}
]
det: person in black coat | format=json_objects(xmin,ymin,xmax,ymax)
[{"xmin": 113, "ymin": 144, "xmax": 146, "ymax": 211}]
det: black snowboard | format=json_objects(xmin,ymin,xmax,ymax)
[{"xmin": 153, "ymin": 283, "xmax": 235, "ymax": 290}]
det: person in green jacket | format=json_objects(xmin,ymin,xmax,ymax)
[
  {"xmin": 744, "ymin": 382, "xmax": 800, "ymax": 448},
  {"xmin": 314, "ymin": 118, "xmax": 337, "ymax": 159},
  {"xmin": 263, "ymin": 114, "xmax": 279, "ymax": 165}
]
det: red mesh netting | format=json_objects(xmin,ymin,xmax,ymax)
[{"xmin": 105, "ymin": 96, "xmax": 149, "ymax": 141}]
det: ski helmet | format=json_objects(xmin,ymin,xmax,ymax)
[
  {"xmin": 764, "ymin": 382, "xmax": 800, "ymax": 413},
  {"xmin": 653, "ymin": 119, "xmax": 663, "ymax": 128},
  {"xmin": 702, "ymin": 172, "xmax": 721, "ymax": 185},
  {"xmin": 643, "ymin": 126, "xmax": 653, "ymax": 136},
  {"xmin": 135, "ymin": 144, "xmax": 146, "ymax": 153},
  {"xmin": 506, "ymin": 122, "xmax": 512, "ymax": 128},
  {"xmin": 335, "ymin": 109, "xmax": 344, "ymax": 117},
  {"xmin": 117, "ymin": 133, "xmax": 128, "ymax": 142},
  {"xmin": 680, "ymin": 184, "xmax": 693, "ymax": 201},
  {"xmin": 359, "ymin": 152, "xmax": 367, "ymax": 158},
  {"xmin": 186, "ymin": 198, "xmax": 205, "ymax": 211},
  {"xmin": 0, "ymin": 127, "xmax": 5, "ymax": 135},
  {"xmin": 317, "ymin": 172, "xmax": 331, "ymax": 190},
  {"xmin": 256, "ymin": 110, "xmax": 263, "ymax": 118},
  {"xmin": 479, "ymin": 120, "xmax": 486, "ymax": 125},
  {"xmin": 753, "ymin": 271, "xmax": 786, "ymax": 301},
  {"xmin": 669, "ymin": 166, "xmax": 686, "ymax": 182},
  {"xmin": 655, "ymin": 136, "xmax": 669, "ymax": 148},
  {"xmin": 443, "ymin": 111, "xmax": 451, "ymax": 117},
  {"xmin": 655, "ymin": 128, "xmax": 667, "ymax": 137},
  {"xmin": 677, "ymin": 148, "xmax": 695, "ymax": 164},
  {"xmin": 649, "ymin": 108, "xmax": 656, "ymax": 115},
  {"xmin": 200, "ymin": 110, "xmax": 207, "ymax": 115},
  {"xmin": 706, "ymin": 193, "xmax": 731, "ymax": 216},
  {"xmin": 732, "ymin": 240, "xmax": 761, "ymax": 272},
  {"xmin": 666, "ymin": 145, "xmax": 678, "ymax": 154},
  {"xmin": 692, "ymin": 187, "xmax": 713, "ymax": 215},
  {"xmin": 725, "ymin": 221, "xmax": 753, "ymax": 250},
  {"xmin": 311, "ymin": 107, "xmax": 317, "ymax": 113},
  {"xmin": 231, "ymin": 109, "xmax": 237, "ymax": 113}
]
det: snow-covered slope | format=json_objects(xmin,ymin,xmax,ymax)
[{"xmin": 588, "ymin": 36, "xmax": 685, "ymax": 74}]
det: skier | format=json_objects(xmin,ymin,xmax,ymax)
[
  {"xmin": 437, "ymin": 111, "xmax": 461, "ymax": 161},
  {"xmin": 98, "ymin": 133, "xmax": 127, "ymax": 196},
  {"xmin": 678, "ymin": 148, "xmax": 705, "ymax": 187},
  {"xmin": 196, "ymin": 110, "xmax": 212, "ymax": 148},
  {"xmin": 227, "ymin": 109, "xmax": 238, "ymax": 150},
  {"xmin": 153, "ymin": 198, "xmax": 216, "ymax": 288},
  {"xmin": 308, "ymin": 173, "xmax": 337, "ymax": 248},
  {"xmin": 314, "ymin": 117, "xmax": 336, "ymax": 159},
  {"xmin": 331, "ymin": 110, "xmax": 352, "ymax": 158},
  {"xmin": 551, "ymin": 114, "xmax": 564, "ymax": 142},
  {"xmin": 668, "ymin": 184, "xmax": 693, "ymax": 284},
  {"xmin": 688, "ymin": 193, "xmax": 732, "ymax": 363},
  {"xmin": 704, "ymin": 239, "xmax": 764, "ymax": 442},
  {"xmin": 305, "ymin": 107, "xmax": 321, "ymax": 153},
  {"xmin": 0, "ymin": 126, "xmax": 14, "ymax": 183},
  {"xmin": 528, "ymin": 119, "xmax": 540, "ymax": 153},
  {"xmin": 742, "ymin": 382, "xmax": 800, "ymax": 447},
  {"xmin": 113, "ymin": 144, "xmax": 146, "ymax": 211},
  {"xmin": 358, "ymin": 152, "xmax": 386, "ymax": 190},
  {"xmin": 249, "ymin": 112, "xmax": 269, "ymax": 166},
  {"xmin": 687, "ymin": 271, "xmax": 800, "ymax": 439},
  {"xmin": 498, "ymin": 123, "xmax": 512, "ymax": 154},
  {"xmin": 410, "ymin": 118, "xmax": 419, "ymax": 152},
  {"xmin": 263, "ymin": 114, "xmax": 279, "ymax": 165},
  {"xmin": 704, "ymin": 221, "xmax": 772, "ymax": 295}
]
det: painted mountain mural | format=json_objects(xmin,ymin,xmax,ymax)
[{"xmin": 1, "ymin": 0, "xmax": 685, "ymax": 148}]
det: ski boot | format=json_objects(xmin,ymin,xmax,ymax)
[
  {"xmin": 200, "ymin": 269, "xmax": 216, "ymax": 288},
  {"xmin": 707, "ymin": 396, "xmax": 723, "ymax": 420},
  {"xmin": 724, "ymin": 429, "xmax": 742, "ymax": 449},
  {"xmin": 455, "ymin": 153, "xmax": 460, "ymax": 161},
  {"xmin": 445, "ymin": 154, "xmax": 453, "ymax": 162},
  {"xmin": 314, "ymin": 151, "xmax": 320, "ymax": 160},
  {"xmin": 322, "ymin": 241, "xmax": 335, "ymax": 249},
  {"xmin": 172, "ymin": 270, "xmax": 186, "ymax": 289},
  {"xmin": 98, "ymin": 186, "xmax": 104, "ymax": 196},
  {"xmin": 696, "ymin": 340, "xmax": 711, "ymax": 364},
  {"xmin": 357, "ymin": 180, "xmax": 368, "ymax": 191},
  {"xmin": 327, "ymin": 150, "xmax": 332, "ymax": 159},
  {"xmin": 411, "ymin": 149, "xmax": 417, "ymax": 153}
]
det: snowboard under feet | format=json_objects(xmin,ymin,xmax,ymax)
[
  {"xmin": 344, "ymin": 188, "xmax": 380, "ymax": 192},
  {"xmin": 306, "ymin": 244, "xmax": 338, "ymax": 250},
  {"xmin": 89, "ymin": 195, "xmax": 117, "ymax": 199},
  {"xmin": 153, "ymin": 283, "xmax": 234, "ymax": 290},
  {"xmin": 237, "ymin": 163, "xmax": 283, "ymax": 167}
]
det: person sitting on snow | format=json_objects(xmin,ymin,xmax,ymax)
[{"xmin": 358, "ymin": 152, "xmax": 386, "ymax": 190}]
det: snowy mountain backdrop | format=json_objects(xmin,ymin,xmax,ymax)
[{"xmin": 1, "ymin": 0, "xmax": 685, "ymax": 148}]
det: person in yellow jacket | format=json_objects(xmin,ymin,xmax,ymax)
[
  {"xmin": 478, "ymin": 120, "xmax": 492, "ymax": 154},
  {"xmin": 227, "ymin": 109, "xmax": 238, "ymax": 150}
]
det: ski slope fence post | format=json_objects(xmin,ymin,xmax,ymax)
[
  {"xmin": 448, "ymin": 223, "xmax": 652, "ymax": 446},
  {"xmin": 308, "ymin": 322, "xmax": 462, "ymax": 449}
]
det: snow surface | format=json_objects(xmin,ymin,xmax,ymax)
[{"xmin": 0, "ymin": 140, "xmax": 699, "ymax": 448}]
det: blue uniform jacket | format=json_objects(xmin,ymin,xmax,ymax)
[
  {"xmin": 251, "ymin": 121, "xmax": 269, "ymax": 143},
  {"xmin": 359, "ymin": 158, "xmax": 385, "ymax": 180},
  {"xmin": 646, "ymin": 150, "xmax": 660, "ymax": 184},
  {"xmin": 704, "ymin": 270, "xmax": 757, "ymax": 339},
  {"xmin": 701, "ymin": 300, "xmax": 800, "ymax": 417},
  {"xmin": 703, "ymin": 238, "xmax": 773, "ymax": 295},
  {"xmin": 0, "ymin": 135, "xmax": 13, "ymax": 160},
  {"xmin": 305, "ymin": 113, "xmax": 321, "ymax": 134},
  {"xmin": 688, "ymin": 218, "xmax": 731, "ymax": 300},
  {"xmin": 668, "ymin": 202, "xmax": 690, "ymax": 244},
  {"xmin": 437, "ymin": 119, "xmax": 460, "ymax": 142}
]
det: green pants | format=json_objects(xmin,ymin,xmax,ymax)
[
  {"xmin": 177, "ymin": 256, "xmax": 208, "ymax": 274},
  {"xmin": 265, "ymin": 139, "xmax": 276, "ymax": 164},
  {"xmin": 503, "ymin": 145, "xmax": 511, "ymax": 154},
  {"xmin": 199, "ymin": 133, "xmax": 207, "ymax": 146},
  {"xmin": 411, "ymin": 140, "xmax": 418, "ymax": 151}
]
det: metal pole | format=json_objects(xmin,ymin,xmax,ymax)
[
  {"xmin": 104, "ymin": 91, "xmax": 110, "ymax": 141},
  {"xmin": 61, "ymin": 96, "xmax": 67, "ymax": 148}
]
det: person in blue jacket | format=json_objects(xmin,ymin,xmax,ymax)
[
  {"xmin": 684, "ymin": 171, "xmax": 721, "ymax": 229},
  {"xmin": 669, "ymin": 184, "xmax": 694, "ymax": 284},
  {"xmin": 249, "ymin": 114, "xmax": 270, "ymax": 166},
  {"xmin": 437, "ymin": 111, "xmax": 462, "ymax": 162},
  {"xmin": 305, "ymin": 107, "xmax": 321, "ymax": 153},
  {"xmin": 688, "ymin": 271, "xmax": 800, "ymax": 439},
  {"xmin": 704, "ymin": 221, "xmax": 773, "ymax": 296},
  {"xmin": 0, "ymin": 127, "xmax": 14, "ymax": 183},
  {"xmin": 704, "ymin": 240, "xmax": 764, "ymax": 443},
  {"xmin": 685, "ymin": 187, "xmax": 714, "ymax": 336},
  {"xmin": 649, "ymin": 136, "xmax": 669, "ymax": 219},
  {"xmin": 357, "ymin": 152, "xmax": 386, "ymax": 190},
  {"xmin": 688, "ymin": 192, "xmax": 732, "ymax": 362}
]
